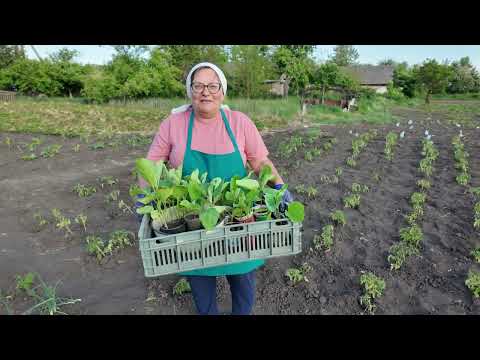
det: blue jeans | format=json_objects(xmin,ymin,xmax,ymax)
[{"xmin": 186, "ymin": 271, "xmax": 256, "ymax": 315}]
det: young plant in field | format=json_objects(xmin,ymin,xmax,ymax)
[
  {"xmin": 474, "ymin": 202, "xmax": 480, "ymax": 230},
  {"xmin": 105, "ymin": 190, "xmax": 120, "ymax": 203},
  {"xmin": 351, "ymin": 183, "xmax": 369, "ymax": 194},
  {"xmin": 330, "ymin": 210, "xmax": 346, "ymax": 227},
  {"xmin": 33, "ymin": 212, "xmax": 48, "ymax": 227},
  {"xmin": 21, "ymin": 153, "xmax": 37, "ymax": 161},
  {"xmin": 89, "ymin": 142, "xmax": 105, "ymax": 150},
  {"xmin": 335, "ymin": 167, "xmax": 343, "ymax": 177},
  {"xmin": 40, "ymin": 144, "xmax": 62, "ymax": 158},
  {"xmin": 346, "ymin": 156, "xmax": 357, "ymax": 168},
  {"xmin": 399, "ymin": 224, "xmax": 423, "ymax": 248},
  {"xmin": 320, "ymin": 175, "xmax": 339, "ymax": 185},
  {"xmin": 417, "ymin": 179, "xmax": 431, "ymax": 191},
  {"xmin": 173, "ymin": 278, "xmax": 191, "ymax": 296},
  {"xmin": 118, "ymin": 200, "xmax": 134, "ymax": 214},
  {"xmin": 452, "ymin": 135, "xmax": 470, "ymax": 187},
  {"xmin": 456, "ymin": 173, "xmax": 470, "ymax": 186},
  {"xmin": 4, "ymin": 136, "xmax": 13, "ymax": 150},
  {"xmin": 314, "ymin": 225, "xmax": 335, "ymax": 251},
  {"xmin": 384, "ymin": 131, "xmax": 398, "ymax": 161},
  {"xmin": 98, "ymin": 176, "xmax": 119, "ymax": 188},
  {"xmin": 285, "ymin": 263, "xmax": 312, "ymax": 285},
  {"xmin": 294, "ymin": 184, "xmax": 306, "ymax": 194},
  {"xmin": 27, "ymin": 138, "xmax": 43, "ymax": 152},
  {"xmin": 359, "ymin": 272, "xmax": 386, "ymax": 315},
  {"xmin": 104, "ymin": 230, "xmax": 135, "ymax": 254},
  {"xmin": 471, "ymin": 248, "xmax": 480, "ymax": 263},
  {"xmin": 419, "ymin": 159, "xmax": 434, "ymax": 177},
  {"xmin": 74, "ymin": 214, "xmax": 87, "ymax": 232},
  {"xmin": 15, "ymin": 273, "xmax": 36, "ymax": 297},
  {"xmin": 372, "ymin": 172, "xmax": 381, "ymax": 182},
  {"xmin": 51, "ymin": 209, "xmax": 73, "ymax": 236},
  {"xmin": 85, "ymin": 235, "xmax": 107, "ymax": 261},
  {"xmin": 470, "ymin": 187, "xmax": 480, "ymax": 199},
  {"xmin": 323, "ymin": 141, "xmax": 333, "ymax": 152},
  {"xmin": 344, "ymin": 194, "xmax": 361, "ymax": 209},
  {"xmin": 72, "ymin": 144, "xmax": 80, "ymax": 152},
  {"xmin": 306, "ymin": 186, "xmax": 317, "ymax": 199},
  {"xmin": 388, "ymin": 242, "xmax": 419, "ymax": 270},
  {"xmin": 22, "ymin": 276, "xmax": 81, "ymax": 315},
  {"xmin": 465, "ymin": 270, "xmax": 480, "ymax": 298},
  {"xmin": 72, "ymin": 184, "xmax": 97, "ymax": 197}
]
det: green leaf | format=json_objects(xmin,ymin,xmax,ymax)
[
  {"xmin": 188, "ymin": 182, "xmax": 203, "ymax": 201},
  {"xmin": 136, "ymin": 205, "xmax": 154, "ymax": 214},
  {"xmin": 135, "ymin": 159, "xmax": 162, "ymax": 190},
  {"xmin": 265, "ymin": 193, "xmax": 278, "ymax": 213},
  {"xmin": 200, "ymin": 207, "xmax": 219, "ymax": 231},
  {"xmin": 286, "ymin": 201, "xmax": 305, "ymax": 222},
  {"xmin": 236, "ymin": 178, "xmax": 259, "ymax": 191}
]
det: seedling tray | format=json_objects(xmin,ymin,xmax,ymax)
[{"xmin": 138, "ymin": 214, "xmax": 303, "ymax": 277}]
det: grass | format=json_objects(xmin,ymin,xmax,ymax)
[
  {"xmin": 0, "ymin": 95, "xmax": 408, "ymax": 137},
  {"xmin": 418, "ymin": 101, "xmax": 480, "ymax": 127}
]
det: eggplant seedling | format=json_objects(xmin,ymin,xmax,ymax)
[
  {"xmin": 306, "ymin": 186, "xmax": 317, "ymax": 199},
  {"xmin": 285, "ymin": 263, "xmax": 312, "ymax": 285},
  {"xmin": 335, "ymin": 167, "xmax": 343, "ymax": 177},
  {"xmin": 15, "ymin": 272, "xmax": 36, "ymax": 296},
  {"xmin": 33, "ymin": 212, "xmax": 48, "ymax": 227},
  {"xmin": 40, "ymin": 144, "xmax": 62, "ymax": 158},
  {"xmin": 344, "ymin": 194, "xmax": 361, "ymax": 209},
  {"xmin": 388, "ymin": 242, "xmax": 419, "ymax": 270},
  {"xmin": 359, "ymin": 272, "xmax": 385, "ymax": 315},
  {"xmin": 21, "ymin": 153, "xmax": 37, "ymax": 161},
  {"xmin": 72, "ymin": 184, "xmax": 97, "ymax": 197},
  {"xmin": 465, "ymin": 270, "xmax": 480, "ymax": 298},
  {"xmin": 314, "ymin": 225, "xmax": 334, "ymax": 251},
  {"xmin": 351, "ymin": 183, "xmax": 369, "ymax": 194},
  {"xmin": 330, "ymin": 210, "xmax": 346, "ymax": 226},
  {"xmin": 74, "ymin": 214, "xmax": 87, "ymax": 232},
  {"xmin": 118, "ymin": 200, "xmax": 134, "ymax": 214},
  {"xmin": 417, "ymin": 179, "xmax": 431, "ymax": 191},
  {"xmin": 72, "ymin": 144, "xmax": 81, "ymax": 152},
  {"xmin": 471, "ymin": 248, "xmax": 480, "ymax": 263},
  {"xmin": 105, "ymin": 190, "xmax": 120, "ymax": 203},
  {"xmin": 98, "ymin": 176, "xmax": 119, "ymax": 188}
]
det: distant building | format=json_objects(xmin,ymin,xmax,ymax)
[
  {"xmin": 341, "ymin": 65, "xmax": 394, "ymax": 94},
  {"xmin": 263, "ymin": 73, "xmax": 289, "ymax": 97}
]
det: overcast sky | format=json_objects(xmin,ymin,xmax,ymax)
[{"xmin": 25, "ymin": 45, "xmax": 480, "ymax": 69}]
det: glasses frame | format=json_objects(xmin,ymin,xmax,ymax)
[{"xmin": 191, "ymin": 82, "xmax": 222, "ymax": 94}]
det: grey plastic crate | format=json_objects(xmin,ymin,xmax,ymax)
[{"xmin": 138, "ymin": 214, "xmax": 303, "ymax": 277}]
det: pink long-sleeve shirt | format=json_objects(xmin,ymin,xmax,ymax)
[{"xmin": 139, "ymin": 108, "xmax": 269, "ymax": 188}]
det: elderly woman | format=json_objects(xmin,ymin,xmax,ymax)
[{"xmin": 137, "ymin": 62, "xmax": 292, "ymax": 315}]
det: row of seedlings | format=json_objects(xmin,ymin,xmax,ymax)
[
  {"xmin": 387, "ymin": 137, "xmax": 439, "ymax": 270},
  {"xmin": 346, "ymin": 129, "xmax": 378, "ymax": 168}
]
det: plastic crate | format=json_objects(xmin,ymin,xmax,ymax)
[{"xmin": 138, "ymin": 214, "xmax": 303, "ymax": 277}]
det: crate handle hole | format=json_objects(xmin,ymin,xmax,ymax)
[
  {"xmin": 275, "ymin": 220, "xmax": 289, "ymax": 226},
  {"xmin": 230, "ymin": 225, "xmax": 245, "ymax": 232}
]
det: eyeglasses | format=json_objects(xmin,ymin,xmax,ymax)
[{"xmin": 191, "ymin": 82, "xmax": 222, "ymax": 94}]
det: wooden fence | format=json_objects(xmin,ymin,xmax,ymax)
[{"xmin": 0, "ymin": 91, "xmax": 16, "ymax": 102}]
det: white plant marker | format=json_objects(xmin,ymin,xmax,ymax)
[
  {"xmin": 408, "ymin": 120, "xmax": 413, "ymax": 125},
  {"xmin": 400, "ymin": 131, "xmax": 405, "ymax": 139},
  {"xmin": 409, "ymin": 125, "xmax": 414, "ymax": 130}
]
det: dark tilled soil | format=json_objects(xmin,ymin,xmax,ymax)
[{"xmin": 1, "ymin": 107, "xmax": 479, "ymax": 315}]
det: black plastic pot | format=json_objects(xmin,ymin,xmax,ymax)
[
  {"xmin": 158, "ymin": 218, "xmax": 187, "ymax": 235},
  {"xmin": 185, "ymin": 213, "xmax": 203, "ymax": 231}
]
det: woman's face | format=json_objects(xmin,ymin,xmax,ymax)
[{"xmin": 191, "ymin": 68, "xmax": 224, "ymax": 117}]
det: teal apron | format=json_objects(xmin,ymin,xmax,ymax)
[{"xmin": 179, "ymin": 108, "xmax": 264, "ymax": 277}]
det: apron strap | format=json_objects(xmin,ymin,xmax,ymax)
[{"xmin": 186, "ymin": 108, "xmax": 241, "ymax": 154}]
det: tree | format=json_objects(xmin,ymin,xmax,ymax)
[
  {"xmin": 378, "ymin": 58, "xmax": 396, "ymax": 66},
  {"xmin": 157, "ymin": 45, "xmax": 228, "ymax": 81},
  {"xmin": 393, "ymin": 62, "xmax": 417, "ymax": 98},
  {"xmin": 414, "ymin": 59, "xmax": 452, "ymax": 104},
  {"xmin": 229, "ymin": 45, "xmax": 275, "ymax": 98},
  {"xmin": 312, "ymin": 62, "xmax": 341, "ymax": 104},
  {"xmin": 49, "ymin": 48, "xmax": 85, "ymax": 97},
  {"xmin": 447, "ymin": 56, "xmax": 480, "ymax": 94},
  {"xmin": 0, "ymin": 45, "xmax": 25, "ymax": 69},
  {"xmin": 332, "ymin": 45, "xmax": 359, "ymax": 66}
]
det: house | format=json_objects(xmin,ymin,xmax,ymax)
[
  {"xmin": 340, "ymin": 65, "xmax": 394, "ymax": 94},
  {"xmin": 263, "ymin": 73, "xmax": 289, "ymax": 97}
]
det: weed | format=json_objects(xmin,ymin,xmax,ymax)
[
  {"xmin": 344, "ymin": 194, "xmax": 361, "ymax": 209},
  {"xmin": 465, "ymin": 270, "xmax": 480, "ymax": 298},
  {"xmin": 173, "ymin": 278, "xmax": 191, "ymax": 296},
  {"xmin": 330, "ymin": 210, "xmax": 347, "ymax": 226},
  {"xmin": 22, "ymin": 276, "xmax": 81, "ymax": 315},
  {"xmin": 72, "ymin": 184, "xmax": 97, "ymax": 197},
  {"xmin": 359, "ymin": 272, "xmax": 386, "ymax": 314},
  {"xmin": 15, "ymin": 273, "xmax": 36, "ymax": 296}
]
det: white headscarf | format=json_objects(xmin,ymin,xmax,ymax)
[{"xmin": 171, "ymin": 62, "xmax": 229, "ymax": 114}]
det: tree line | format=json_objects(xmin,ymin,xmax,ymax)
[{"xmin": 0, "ymin": 45, "xmax": 478, "ymax": 105}]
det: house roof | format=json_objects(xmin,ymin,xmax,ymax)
[{"xmin": 340, "ymin": 65, "xmax": 394, "ymax": 85}]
